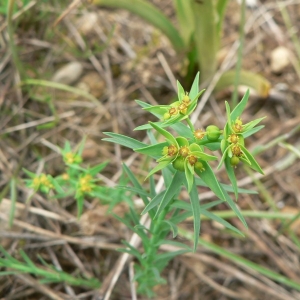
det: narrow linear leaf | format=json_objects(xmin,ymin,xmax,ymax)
[
  {"xmin": 162, "ymin": 220, "xmax": 178, "ymax": 238},
  {"xmin": 149, "ymin": 122, "xmax": 177, "ymax": 145},
  {"xmin": 154, "ymin": 171, "xmax": 184, "ymax": 218},
  {"xmin": 242, "ymin": 117, "xmax": 266, "ymax": 132},
  {"xmin": 231, "ymin": 89, "xmax": 250, "ymax": 120},
  {"xmin": 201, "ymin": 210, "xmax": 244, "ymax": 236},
  {"xmin": 195, "ymin": 161, "xmax": 226, "ymax": 202},
  {"xmin": 240, "ymin": 145, "xmax": 264, "ymax": 174},
  {"xmin": 242, "ymin": 125, "xmax": 264, "ymax": 138},
  {"xmin": 189, "ymin": 72, "xmax": 200, "ymax": 99},
  {"xmin": 177, "ymin": 80, "xmax": 185, "ymax": 101},
  {"xmin": 103, "ymin": 132, "xmax": 146, "ymax": 149},
  {"xmin": 189, "ymin": 182, "xmax": 201, "ymax": 252},
  {"xmin": 122, "ymin": 164, "xmax": 153, "ymax": 217},
  {"xmin": 134, "ymin": 142, "xmax": 167, "ymax": 158}
]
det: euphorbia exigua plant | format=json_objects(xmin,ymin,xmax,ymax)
[{"xmin": 103, "ymin": 72, "xmax": 264, "ymax": 297}]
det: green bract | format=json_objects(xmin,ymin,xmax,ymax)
[
  {"xmin": 218, "ymin": 90, "xmax": 265, "ymax": 198},
  {"xmin": 135, "ymin": 73, "xmax": 205, "ymax": 130}
]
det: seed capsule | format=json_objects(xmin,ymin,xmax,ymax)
[
  {"xmin": 206, "ymin": 125, "xmax": 221, "ymax": 141},
  {"xmin": 173, "ymin": 157, "xmax": 185, "ymax": 172},
  {"xmin": 163, "ymin": 112, "xmax": 171, "ymax": 120},
  {"xmin": 182, "ymin": 94, "xmax": 191, "ymax": 106},
  {"xmin": 195, "ymin": 161, "xmax": 205, "ymax": 172},
  {"xmin": 230, "ymin": 156, "xmax": 240, "ymax": 166}
]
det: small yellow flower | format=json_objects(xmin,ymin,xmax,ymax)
[
  {"xmin": 232, "ymin": 118, "xmax": 243, "ymax": 133},
  {"xmin": 194, "ymin": 129, "xmax": 205, "ymax": 140},
  {"xmin": 187, "ymin": 155, "xmax": 197, "ymax": 166},
  {"xmin": 62, "ymin": 173, "xmax": 69, "ymax": 180},
  {"xmin": 179, "ymin": 146, "xmax": 190, "ymax": 158},
  {"xmin": 64, "ymin": 152, "xmax": 76, "ymax": 164},
  {"xmin": 228, "ymin": 134, "xmax": 239, "ymax": 144},
  {"xmin": 163, "ymin": 145, "xmax": 178, "ymax": 157},
  {"xmin": 169, "ymin": 107, "xmax": 179, "ymax": 116},
  {"xmin": 178, "ymin": 103, "xmax": 187, "ymax": 115},
  {"xmin": 182, "ymin": 93, "xmax": 191, "ymax": 106},
  {"xmin": 231, "ymin": 144, "xmax": 243, "ymax": 157}
]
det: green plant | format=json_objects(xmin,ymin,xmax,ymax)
[
  {"xmin": 24, "ymin": 139, "xmax": 113, "ymax": 218},
  {"xmin": 92, "ymin": 0, "xmax": 270, "ymax": 95},
  {"xmin": 0, "ymin": 246, "xmax": 100, "ymax": 289},
  {"xmin": 103, "ymin": 73, "xmax": 264, "ymax": 296}
]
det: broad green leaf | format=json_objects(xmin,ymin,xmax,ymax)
[
  {"xmin": 231, "ymin": 89, "xmax": 250, "ymax": 121},
  {"xmin": 240, "ymin": 145, "xmax": 264, "ymax": 174},
  {"xmin": 154, "ymin": 171, "xmax": 184, "ymax": 218},
  {"xmin": 89, "ymin": 161, "xmax": 109, "ymax": 176},
  {"xmin": 171, "ymin": 123, "xmax": 194, "ymax": 138},
  {"xmin": 177, "ymin": 80, "xmax": 185, "ymax": 101},
  {"xmin": 242, "ymin": 117, "xmax": 266, "ymax": 132},
  {"xmin": 145, "ymin": 159, "xmax": 172, "ymax": 179},
  {"xmin": 189, "ymin": 72, "xmax": 200, "ymax": 99},
  {"xmin": 135, "ymin": 99, "xmax": 149, "ymax": 108},
  {"xmin": 134, "ymin": 121, "xmax": 163, "ymax": 131},
  {"xmin": 191, "ymin": 151, "xmax": 217, "ymax": 161},
  {"xmin": 225, "ymin": 101, "xmax": 232, "ymax": 124},
  {"xmin": 103, "ymin": 132, "xmax": 146, "ymax": 149},
  {"xmin": 242, "ymin": 125, "xmax": 264, "ymax": 138},
  {"xmin": 134, "ymin": 142, "xmax": 167, "ymax": 158},
  {"xmin": 143, "ymin": 105, "xmax": 169, "ymax": 117},
  {"xmin": 176, "ymin": 136, "xmax": 189, "ymax": 147},
  {"xmin": 189, "ymin": 182, "xmax": 201, "ymax": 252},
  {"xmin": 195, "ymin": 161, "xmax": 226, "ymax": 201},
  {"xmin": 189, "ymin": 143, "xmax": 202, "ymax": 152},
  {"xmin": 149, "ymin": 122, "xmax": 177, "ymax": 145}
]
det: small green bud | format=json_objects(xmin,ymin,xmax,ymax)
[
  {"xmin": 195, "ymin": 161, "xmax": 205, "ymax": 172},
  {"xmin": 206, "ymin": 125, "xmax": 221, "ymax": 141},
  {"xmin": 173, "ymin": 157, "xmax": 185, "ymax": 172},
  {"xmin": 182, "ymin": 93, "xmax": 191, "ymax": 106},
  {"xmin": 163, "ymin": 112, "xmax": 171, "ymax": 120},
  {"xmin": 230, "ymin": 156, "xmax": 240, "ymax": 166}
]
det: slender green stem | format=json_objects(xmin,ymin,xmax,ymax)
[
  {"xmin": 186, "ymin": 118, "xmax": 195, "ymax": 132},
  {"xmin": 231, "ymin": 0, "xmax": 246, "ymax": 106}
]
